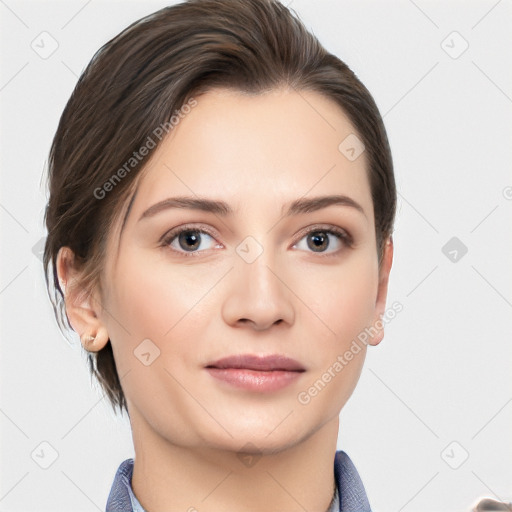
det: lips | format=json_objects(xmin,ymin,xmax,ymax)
[
  {"xmin": 205, "ymin": 354, "xmax": 305, "ymax": 392},
  {"xmin": 205, "ymin": 354, "xmax": 305, "ymax": 372}
]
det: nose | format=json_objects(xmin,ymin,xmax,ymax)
[{"xmin": 221, "ymin": 249, "xmax": 295, "ymax": 331}]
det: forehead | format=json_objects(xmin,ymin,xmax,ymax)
[{"xmin": 130, "ymin": 88, "xmax": 371, "ymax": 215}]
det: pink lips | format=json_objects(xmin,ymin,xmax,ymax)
[{"xmin": 205, "ymin": 354, "xmax": 305, "ymax": 392}]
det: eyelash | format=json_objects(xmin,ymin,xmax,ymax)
[{"xmin": 160, "ymin": 223, "xmax": 353, "ymax": 259}]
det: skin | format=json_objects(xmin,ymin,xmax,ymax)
[{"xmin": 57, "ymin": 87, "xmax": 393, "ymax": 512}]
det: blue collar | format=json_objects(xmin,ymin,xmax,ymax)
[{"xmin": 105, "ymin": 450, "xmax": 371, "ymax": 511}]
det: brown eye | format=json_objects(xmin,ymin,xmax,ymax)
[
  {"xmin": 293, "ymin": 226, "xmax": 352, "ymax": 256},
  {"xmin": 307, "ymin": 231, "xmax": 330, "ymax": 252},
  {"xmin": 162, "ymin": 227, "xmax": 220, "ymax": 255},
  {"xmin": 177, "ymin": 230, "xmax": 202, "ymax": 251}
]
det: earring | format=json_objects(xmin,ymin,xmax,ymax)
[{"xmin": 81, "ymin": 334, "xmax": 96, "ymax": 345}]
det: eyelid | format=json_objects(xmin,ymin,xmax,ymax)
[{"xmin": 159, "ymin": 223, "xmax": 218, "ymax": 244}]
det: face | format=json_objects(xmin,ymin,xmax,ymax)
[{"xmin": 88, "ymin": 88, "xmax": 392, "ymax": 454}]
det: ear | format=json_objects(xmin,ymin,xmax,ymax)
[
  {"xmin": 56, "ymin": 247, "xmax": 110, "ymax": 352},
  {"xmin": 368, "ymin": 236, "xmax": 394, "ymax": 346}
]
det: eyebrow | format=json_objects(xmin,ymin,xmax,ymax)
[{"xmin": 137, "ymin": 194, "xmax": 366, "ymax": 221}]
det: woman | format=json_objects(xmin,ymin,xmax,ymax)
[{"xmin": 43, "ymin": 0, "xmax": 396, "ymax": 510}]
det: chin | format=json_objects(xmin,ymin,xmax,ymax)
[{"xmin": 197, "ymin": 413, "xmax": 323, "ymax": 455}]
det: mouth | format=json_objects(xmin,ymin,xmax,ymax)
[
  {"xmin": 206, "ymin": 354, "xmax": 305, "ymax": 371},
  {"xmin": 205, "ymin": 354, "xmax": 305, "ymax": 392}
]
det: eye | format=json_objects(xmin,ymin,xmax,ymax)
[
  {"xmin": 161, "ymin": 225, "xmax": 222, "ymax": 256},
  {"xmin": 161, "ymin": 224, "xmax": 353, "ymax": 258},
  {"xmin": 292, "ymin": 226, "xmax": 352, "ymax": 256}
]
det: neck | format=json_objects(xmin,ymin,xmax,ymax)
[{"xmin": 130, "ymin": 412, "xmax": 340, "ymax": 512}]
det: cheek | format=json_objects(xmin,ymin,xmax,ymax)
[
  {"xmin": 104, "ymin": 253, "xmax": 206, "ymax": 404},
  {"xmin": 297, "ymin": 263, "xmax": 375, "ymax": 415},
  {"xmin": 105, "ymin": 250, "xmax": 224, "ymax": 382},
  {"xmin": 297, "ymin": 254, "xmax": 379, "ymax": 345},
  {"xmin": 108, "ymin": 250, "xmax": 213, "ymax": 339}
]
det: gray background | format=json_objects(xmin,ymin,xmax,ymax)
[{"xmin": 1, "ymin": 0, "xmax": 511, "ymax": 510}]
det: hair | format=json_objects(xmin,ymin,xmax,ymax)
[{"xmin": 43, "ymin": 0, "xmax": 396, "ymax": 417}]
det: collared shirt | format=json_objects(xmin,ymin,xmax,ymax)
[{"xmin": 106, "ymin": 450, "xmax": 371, "ymax": 512}]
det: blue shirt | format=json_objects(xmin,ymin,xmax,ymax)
[{"xmin": 106, "ymin": 450, "xmax": 371, "ymax": 511}]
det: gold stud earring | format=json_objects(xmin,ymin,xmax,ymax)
[{"xmin": 81, "ymin": 334, "xmax": 96, "ymax": 345}]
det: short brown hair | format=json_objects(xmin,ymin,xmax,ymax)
[{"xmin": 43, "ymin": 0, "xmax": 396, "ymax": 416}]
